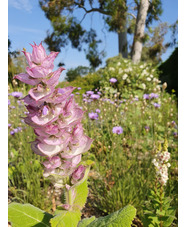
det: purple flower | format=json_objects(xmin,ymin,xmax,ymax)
[
  {"xmin": 76, "ymin": 92, "xmax": 80, "ymax": 95},
  {"xmin": 112, "ymin": 126, "xmax": 123, "ymax": 134},
  {"xmin": 109, "ymin": 78, "xmax": 117, "ymax": 83},
  {"xmin": 13, "ymin": 128, "xmax": 19, "ymax": 133},
  {"xmin": 17, "ymin": 127, "xmax": 22, "ymax": 131},
  {"xmin": 86, "ymin": 91, "xmax": 94, "ymax": 95},
  {"xmin": 90, "ymin": 94, "xmax": 100, "ymax": 100},
  {"xmin": 95, "ymin": 109, "xmax": 101, "ymax": 113},
  {"xmin": 97, "ymin": 91, "xmax": 101, "ymax": 95},
  {"xmin": 77, "ymin": 87, "xmax": 81, "ymax": 90},
  {"xmin": 88, "ymin": 112, "xmax": 99, "ymax": 120},
  {"xmin": 171, "ymin": 121, "xmax": 177, "ymax": 127},
  {"xmin": 83, "ymin": 98, "xmax": 88, "ymax": 102},
  {"xmin": 134, "ymin": 97, "xmax": 139, "ymax": 101},
  {"xmin": 21, "ymin": 119, "xmax": 25, "ymax": 124},
  {"xmin": 11, "ymin": 92, "xmax": 23, "ymax": 98},
  {"xmin": 153, "ymin": 103, "xmax": 161, "ymax": 108},
  {"xmin": 149, "ymin": 93, "xmax": 159, "ymax": 99},
  {"xmin": 8, "ymin": 123, "xmax": 12, "ymax": 128},
  {"xmin": 8, "ymin": 100, "xmax": 11, "ymax": 105},
  {"xmin": 145, "ymin": 126, "xmax": 150, "ymax": 132},
  {"xmin": 10, "ymin": 131, "xmax": 15, "ymax": 135},
  {"xmin": 17, "ymin": 100, "xmax": 22, "ymax": 105},
  {"xmin": 143, "ymin": 94, "xmax": 149, "ymax": 99}
]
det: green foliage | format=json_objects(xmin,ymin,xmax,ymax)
[
  {"xmin": 72, "ymin": 179, "xmax": 89, "ymax": 210},
  {"xmin": 141, "ymin": 22, "xmax": 169, "ymax": 64},
  {"xmin": 58, "ymin": 73, "xmax": 101, "ymax": 94},
  {"xmin": 65, "ymin": 66, "xmax": 92, "ymax": 82},
  {"xmin": 86, "ymin": 205, "xmax": 136, "ymax": 227},
  {"xmin": 50, "ymin": 210, "xmax": 81, "ymax": 227},
  {"xmin": 8, "ymin": 202, "xmax": 53, "ymax": 227},
  {"xmin": 159, "ymin": 47, "xmax": 178, "ymax": 96},
  {"xmin": 78, "ymin": 216, "xmax": 96, "ymax": 227},
  {"xmin": 98, "ymin": 54, "xmax": 160, "ymax": 99},
  {"xmin": 8, "ymin": 49, "xmax": 28, "ymax": 88},
  {"xmin": 142, "ymin": 189, "xmax": 176, "ymax": 226}
]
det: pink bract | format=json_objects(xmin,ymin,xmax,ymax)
[{"xmin": 14, "ymin": 42, "xmax": 93, "ymax": 188}]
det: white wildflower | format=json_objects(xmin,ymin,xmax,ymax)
[
  {"xmin": 122, "ymin": 74, "xmax": 128, "ymax": 80},
  {"xmin": 141, "ymin": 83, "xmax": 146, "ymax": 89},
  {"xmin": 109, "ymin": 67, "xmax": 115, "ymax": 71},
  {"xmin": 119, "ymin": 68, "xmax": 124, "ymax": 74}
]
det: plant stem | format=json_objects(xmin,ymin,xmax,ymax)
[{"xmin": 160, "ymin": 184, "xmax": 163, "ymax": 227}]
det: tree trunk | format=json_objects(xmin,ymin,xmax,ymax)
[
  {"xmin": 118, "ymin": 14, "xmax": 128, "ymax": 58},
  {"xmin": 118, "ymin": 23, "xmax": 128, "ymax": 58},
  {"xmin": 132, "ymin": 0, "xmax": 149, "ymax": 63}
]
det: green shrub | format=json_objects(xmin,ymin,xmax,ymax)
[{"xmin": 96, "ymin": 54, "xmax": 161, "ymax": 99}]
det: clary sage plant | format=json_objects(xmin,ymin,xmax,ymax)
[{"xmin": 8, "ymin": 42, "xmax": 136, "ymax": 227}]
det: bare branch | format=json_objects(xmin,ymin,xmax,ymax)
[
  {"xmin": 80, "ymin": 12, "xmax": 87, "ymax": 24},
  {"xmin": 74, "ymin": 1, "xmax": 111, "ymax": 15},
  {"xmin": 127, "ymin": 12, "xmax": 136, "ymax": 19}
]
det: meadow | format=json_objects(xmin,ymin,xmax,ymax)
[{"xmin": 8, "ymin": 56, "xmax": 178, "ymax": 226}]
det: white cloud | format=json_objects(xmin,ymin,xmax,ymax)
[{"xmin": 9, "ymin": 0, "xmax": 33, "ymax": 12}]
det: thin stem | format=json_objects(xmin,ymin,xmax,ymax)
[{"xmin": 160, "ymin": 184, "xmax": 163, "ymax": 227}]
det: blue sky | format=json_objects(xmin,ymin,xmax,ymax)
[{"xmin": 8, "ymin": 0, "xmax": 178, "ymax": 81}]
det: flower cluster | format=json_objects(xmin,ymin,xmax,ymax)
[
  {"xmin": 143, "ymin": 93, "xmax": 159, "ymax": 100},
  {"xmin": 82, "ymin": 90, "xmax": 101, "ymax": 103},
  {"xmin": 152, "ymin": 140, "xmax": 171, "ymax": 186},
  {"xmin": 14, "ymin": 42, "xmax": 93, "ymax": 189}
]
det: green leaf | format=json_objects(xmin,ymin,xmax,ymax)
[
  {"xmin": 70, "ymin": 166, "xmax": 90, "ymax": 211},
  {"xmin": 50, "ymin": 210, "xmax": 81, "ymax": 227},
  {"xmin": 8, "ymin": 202, "xmax": 53, "ymax": 227},
  {"xmin": 72, "ymin": 179, "xmax": 89, "ymax": 210},
  {"xmin": 78, "ymin": 216, "xmax": 96, "ymax": 227},
  {"xmin": 87, "ymin": 205, "xmax": 136, "ymax": 227},
  {"xmin": 162, "ymin": 208, "xmax": 176, "ymax": 226}
]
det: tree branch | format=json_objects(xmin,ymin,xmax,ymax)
[
  {"xmin": 127, "ymin": 12, "xmax": 136, "ymax": 19},
  {"xmin": 74, "ymin": 1, "xmax": 111, "ymax": 16}
]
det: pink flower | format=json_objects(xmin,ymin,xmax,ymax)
[
  {"xmin": 14, "ymin": 42, "xmax": 93, "ymax": 188},
  {"xmin": 43, "ymin": 156, "xmax": 61, "ymax": 170},
  {"xmin": 71, "ymin": 165, "xmax": 85, "ymax": 184}
]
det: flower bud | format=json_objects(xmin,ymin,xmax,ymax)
[
  {"xmin": 162, "ymin": 82, "xmax": 167, "ymax": 90},
  {"xmin": 71, "ymin": 165, "xmax": 85, "ymax": 184}
]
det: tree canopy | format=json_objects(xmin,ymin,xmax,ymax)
[{"xmin": 39, "ymin": 0, "xmax": 176, "ymax": 67}]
